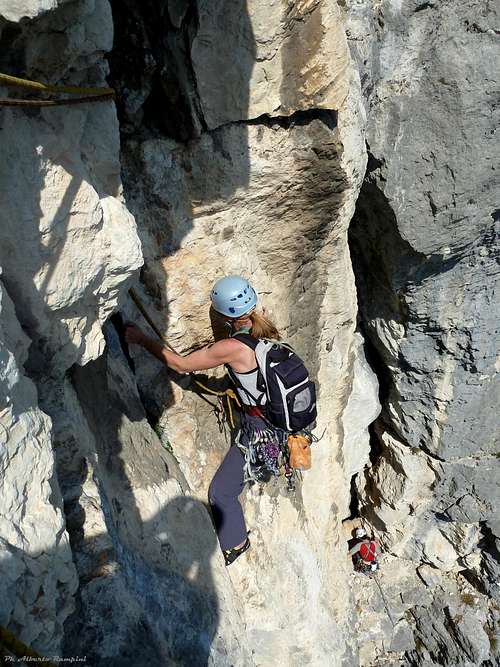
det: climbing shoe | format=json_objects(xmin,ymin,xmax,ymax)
[{"xmin": 223, "ymin": 537, "xmax": 251, "ymax": 566}]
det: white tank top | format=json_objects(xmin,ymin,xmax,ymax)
[{"xmin": 229, "ymin": 365, "xmax": 267, "ymax": 406}]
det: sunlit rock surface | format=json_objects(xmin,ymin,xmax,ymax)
[{"xmin": 0, "ymin": 279, "xmax": 77, "ymax": 654}]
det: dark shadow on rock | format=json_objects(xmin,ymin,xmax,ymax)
[
  {"xmin": 106, "ymin": 0, "xmax": 257, "ymax": 424},
  {"xmin": 62, "ymin": 322, "xmax": 221, "ymax": 665},
  {"xmin": 61, "ymin": 493, "xmax": 220, "ymax": 667}
]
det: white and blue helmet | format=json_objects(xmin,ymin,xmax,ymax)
[{"xmin": 211, "ymin": 275, "xmax": 257, "ymax": 317}]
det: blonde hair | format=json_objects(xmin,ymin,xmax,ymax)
[{"xmin": 249, "ymin": 310, "xmax": 281, "ymax": 340}]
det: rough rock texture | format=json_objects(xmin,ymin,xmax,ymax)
[
  {"xmin": 112, "ymin": 1, "xmax": 377, "ymax": 664},
  {"xmin": 61, "ymin": 323, "xmax": 249, "ymax": 666},
  {"xmin": 0, "ymin": 278, "xmax": 77, "ymax": 654},
  {"xmin": 345, "ymin": 0, "xmax": 500, "ymax": 664},
  {"xmin": 0, "ymin": 0, "xmax": 142, "ymax": 375},
  {"xmin": 0, "ymin": 1, "xmax": 379, "ymax": 665},
  {"xmin": 0, "ymin": 0, "xmax": 141, "ymax": 659}
]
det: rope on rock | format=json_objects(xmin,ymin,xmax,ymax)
[
  {"xmin": 0, "ymin": 625, "xmax": 57, "ymax": 667},
  {"xmin": 0, "ymin": 71, "xmax": 115, "ymax": 107},
  {"xmin": 193, "ymin": 380, "xmax": 241, "ymax": 429}
]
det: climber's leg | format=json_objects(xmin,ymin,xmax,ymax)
[{"xmin": 208, "ymin": 445, "xmax": 247, "ymax": 551}]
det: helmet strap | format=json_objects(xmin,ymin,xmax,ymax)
[{"xmin": 232, "ymin": 325, "xmax": 252, "ymax": 336}]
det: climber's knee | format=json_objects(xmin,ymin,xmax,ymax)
[{"xmin": 208, "ymin": 476, "xmax": 221, "ymax": 506}]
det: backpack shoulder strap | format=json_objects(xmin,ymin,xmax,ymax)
[{"xmin": 231, "ymin": 331, "xmax": 259, "ymax": 350}]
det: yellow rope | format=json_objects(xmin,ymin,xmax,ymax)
[
  {"xmin": 0, "ymin": 71, "xmax": 115, "ymax": 107},
  {"xmin": 0, "ymin": 72, "xmax": 114, "ymax": 96},
  {"xmin": 193, "ymin": 380, "xmax": 241, "ymax": 405},
  {"xmin": 0, "ymin": 94, "xmax": 115, "ymax": 107},
  {"xmin": 0, "ymin": 625, "xmax": 57, "ymax": 667},
  {"xmin": 194, "ymin": 381, "xmax": 241, "ymax": 428}
]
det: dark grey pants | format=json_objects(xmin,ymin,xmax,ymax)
[
  {"xmin": 208, "ymin": 445, "xmax": 247, "ymax": 551},
  {"xmin": 208, "ymin": 414, "xmax": 266, "ymax": 551}
]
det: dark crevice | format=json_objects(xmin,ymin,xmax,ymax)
[
  {"xmin": 346, "ymin": 144, "xmax": 452, "ymax": 527},
  {"xmin": 186, "ymin": 107, "xmax": 339, "ymax": 139},
  {"xmin": 107, "ymin": 0, "xmax": 206, "ymax": 142},
  {"xmin": 348, "ymin": 474, "xmax": 359, "ymax": 519},
  {"xmin": 243, "ymin": 108, "xmax": 338, "ymax": 130},
  {"xmin": 414, "ymin": 2, "xmax": 435, "ymax": 13}
]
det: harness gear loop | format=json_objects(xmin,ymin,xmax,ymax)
[{"xmin": 0, "ymin": 71, "xmax": 115, "ymax": 107}]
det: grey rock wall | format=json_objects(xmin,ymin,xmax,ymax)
[
  {"xmin": 0, "ymin": 1, "xmax": 378, "ymax": 665},
  {"xmin": 0, "ymin": 278, "xmax": 77, "ymax": 654},
  {"xmin": 345, "ymin": 0, "xmax": 499, "ymax": 664}
]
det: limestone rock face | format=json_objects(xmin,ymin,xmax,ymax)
[
  {"xmin": 113, "ymin": 2, "xmax": 377, "ymax": 662},
  {"xmin": 0, "ymin": 0, "xmax": 378, "ymax": 664},
  {"xmin": 0, "ymin": 0, "xmax": 142, "ymax": 377},
  {"xmin": 191, "ymin": 0, "xmax": 350, "ymax": 127},
  {"xmin": 0, "ymin": 278, "xmax": 78, "ymax": 654},
  {"xmin": 60, "ymin": 324, "xmax": 250, "ymax": 666},
  {"xmin": 348, "ymin": 0, "xmax": 499, "ymax": 460},
  {"xmin": 346, "ymin": 0, "xmax": 500, "ymax": 662},
  {"xmin": 0, "ymin": 1, "xmax": 66, "ymax": 22},
  {"xmin": 0, "ymin": 0, "xmax": 141, "ymax": 659}
]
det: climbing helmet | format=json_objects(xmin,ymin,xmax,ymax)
[{"xmin": 210, "ymin": 275, "xmax": 257, "ymax": 318}]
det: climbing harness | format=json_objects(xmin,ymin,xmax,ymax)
[
  {"xmin": 0, "ymin": 625, "xmax": 57, "ymax": 667},
  {"xmin": 236, "ymin": 414, "xmax": 318, "ymax": 492},
  {"xmin": 0, "ymin": 71, "xmax": 115, "ymax": 107}
]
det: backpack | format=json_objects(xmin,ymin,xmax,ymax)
[
  {"xmin": 359, "ymin": 541, "xmax": 377, "ymax": 562},
  {"xmin": 228, "ymin": 333, "xmax": 317, "ymax": 432}
]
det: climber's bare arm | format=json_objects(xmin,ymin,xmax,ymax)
[
  {"xmin": 125, "ymin": 324, "xmax": 242, "ymax": 373},
  {"xmin": 164, "ymin": 339, "xmax": 242, "ymax": 373}
]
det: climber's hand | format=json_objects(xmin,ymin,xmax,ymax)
[{"xmin": 124, "ymin": 322, "xmax": 146, "ymax": 345}]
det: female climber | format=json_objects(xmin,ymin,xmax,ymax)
[{"xmin": 125, "ymin": 276, "xmax": 281, "ymax": 566}]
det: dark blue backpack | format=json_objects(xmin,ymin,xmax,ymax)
[{"xmin": 230, "ymin": 334, "xmax": 317, "ymax": 433}]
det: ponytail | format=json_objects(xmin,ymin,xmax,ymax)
[{"xmin": 249, "ymin": 310, "xmax": 281, "ymax": 340}]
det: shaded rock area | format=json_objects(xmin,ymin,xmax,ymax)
[
  {"xmin": 345, "ymin": 0, "xmax": 500, "ymax": 664},
  {"xmin": 60, "ymin": 323, "xmax": 249, "ymax": 666}
]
